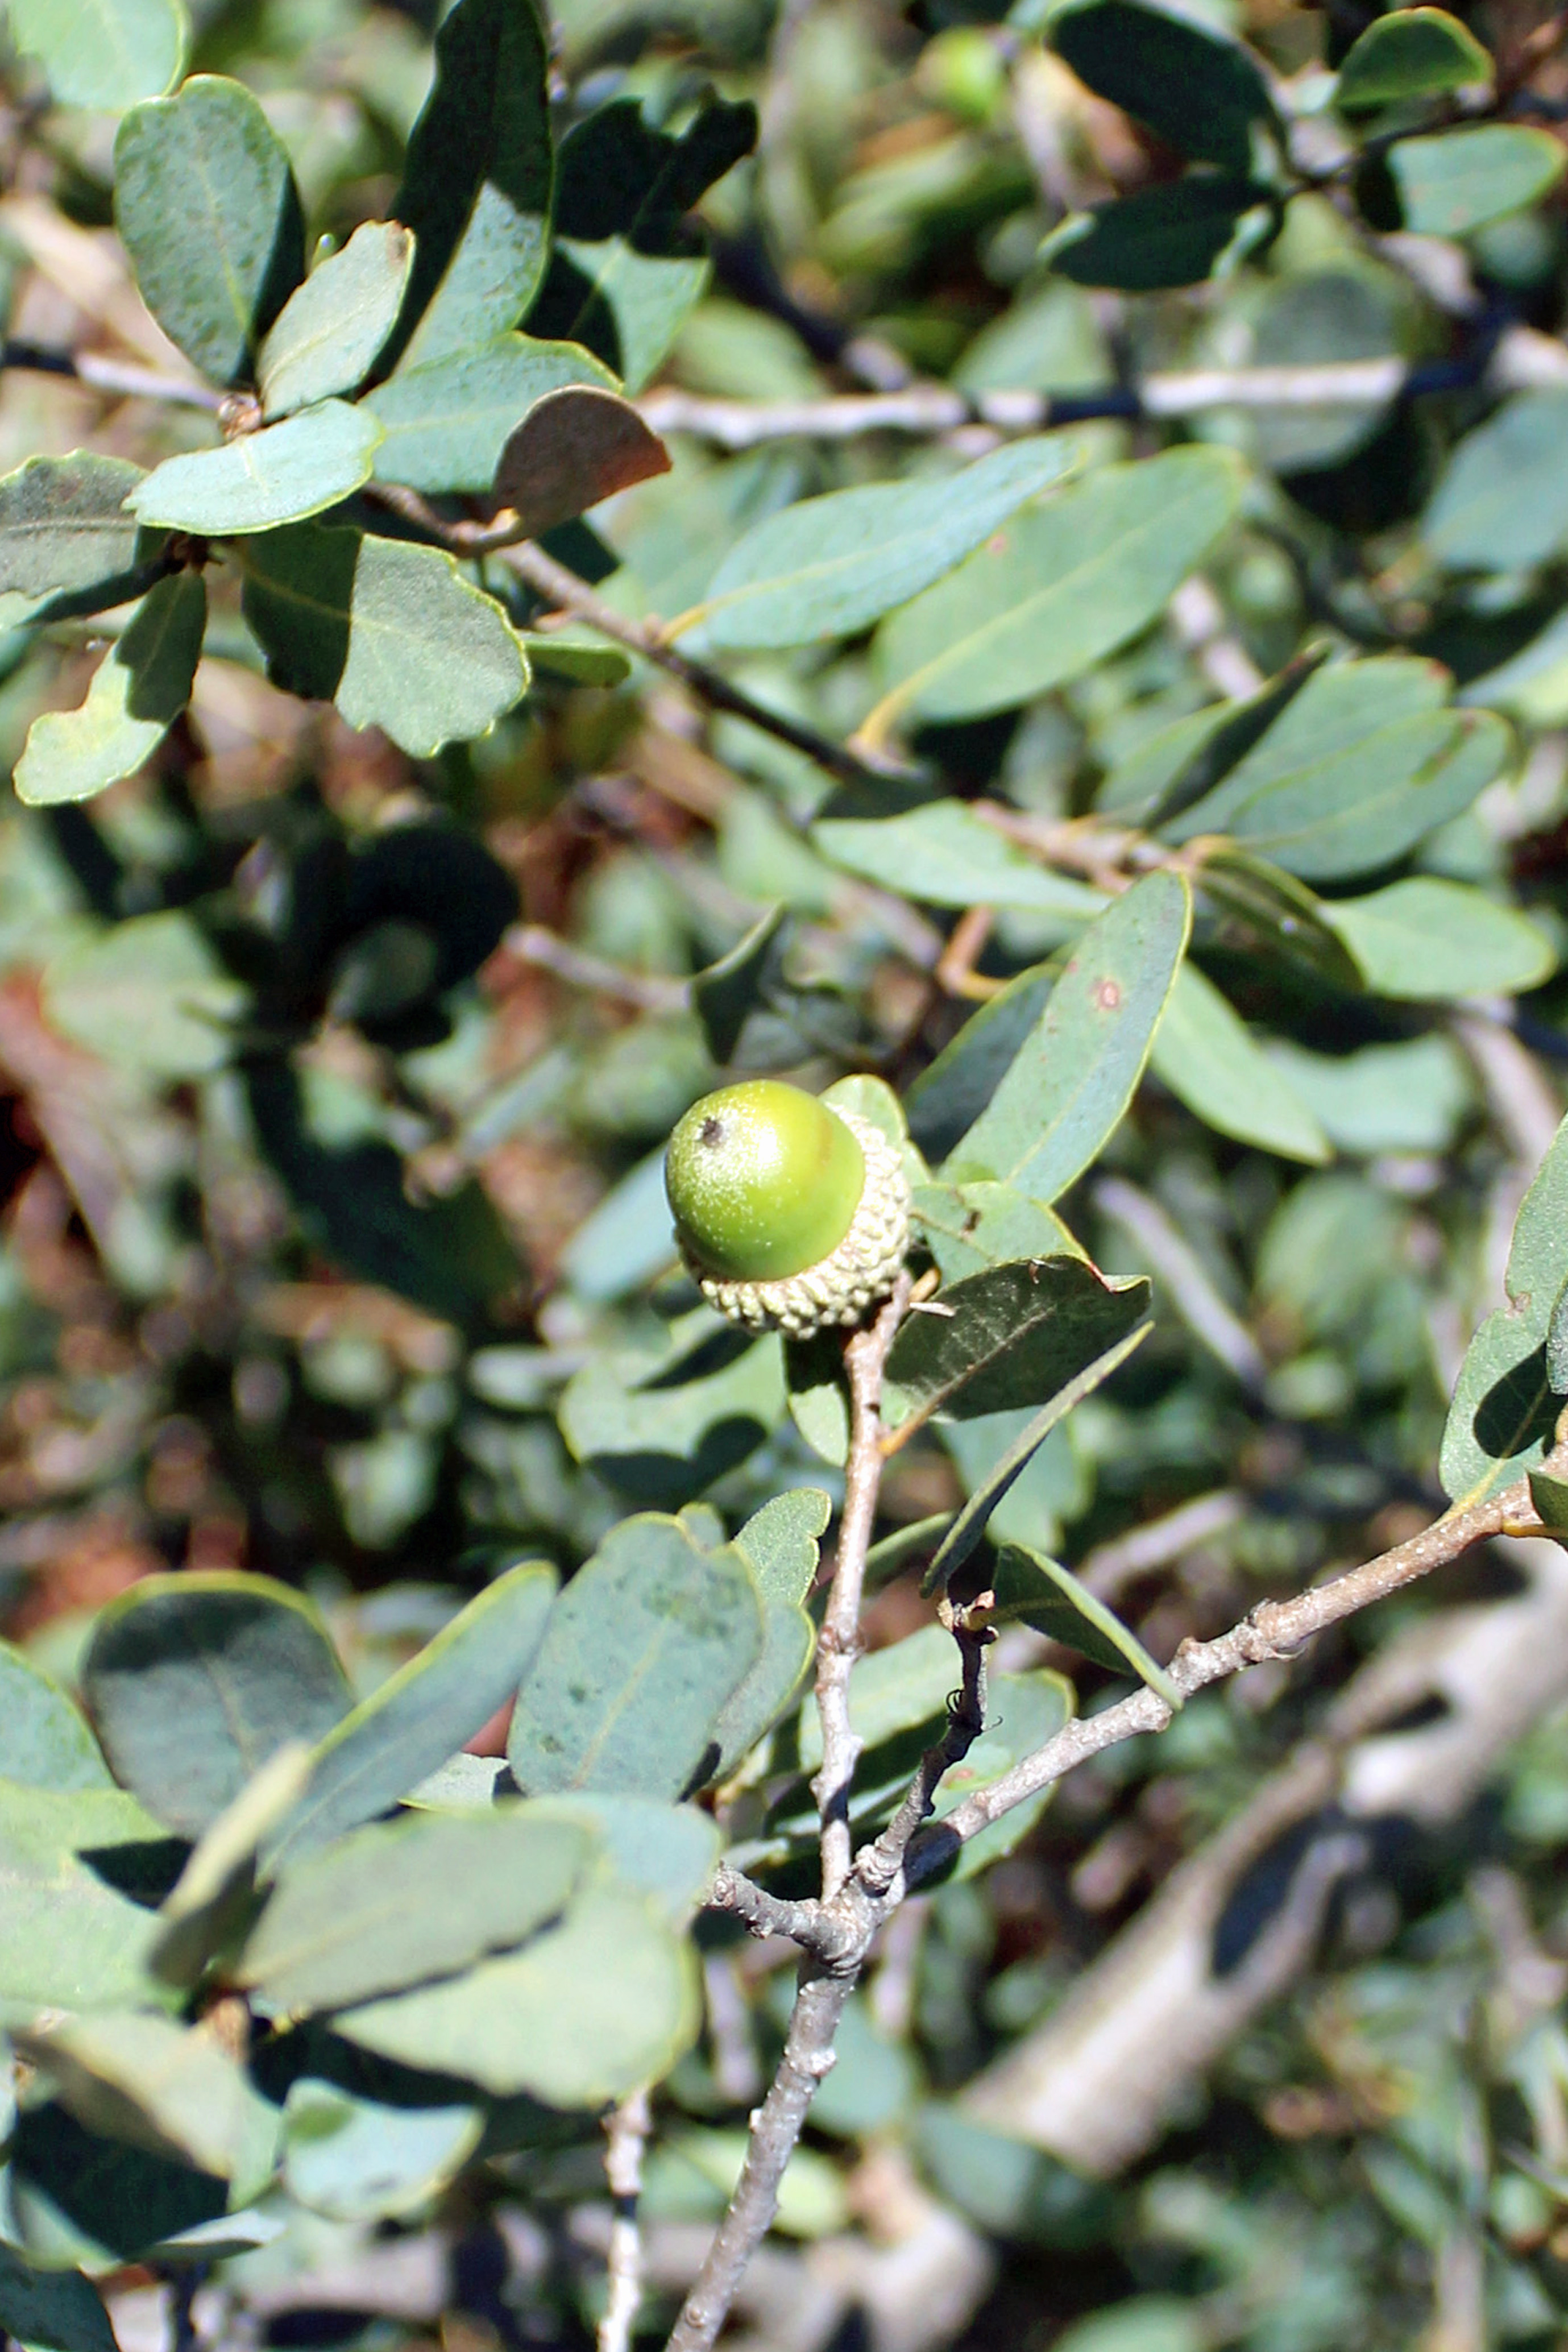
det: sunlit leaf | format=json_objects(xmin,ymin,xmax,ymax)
[
  {"xmin": 114, "ymin": 74, "xmax": 304, "ymax": 385},
  {"xmin": 237, "ymin": 524, "xmax": 528, "ymax": 754},
  {"xmin": 678, "ymin": 434, "xmax": 1081, "ymax": 652},
  {"xmin": 12, "ymin": 0, "xmax": 185, "ymax": 112},
  {"xmin": 948, "ymin": 872, "xmax": 1192, "ymax": 1201},
  {"xmin": 1391, "ymin": 125, "xmax": 1565, "ymax": 237},
  {"xmin": 863, "ymin": 450, "xmax": 1244, "ymax": 737},
  {"xmin": 258, "ymin": 223, "xmax": 415, "ymax": 418}
]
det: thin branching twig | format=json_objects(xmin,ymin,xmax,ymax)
[
  {"xmin": 599, "ymin": 2088, "xmax": 653, "ymax": 2352},
  {"xmin": 665, "ymin": 1276, "xmax": 912, "ymax": 2350},
  {"xmin": 1, "ymin": 338, "xmax": 223, "ymax": 410},
  {"xmin": 687, "ymin": 1436, "xmax": 1564, "ymax": 2350},
  {"xmin": 905, "ymin": 1465, "xmax": 1548, "ymax": 1882},
  {"xmin": 14, "ymin": 320, "xmax": 1568, "ymax": 442},
  {"xmin": 638, "ymin": 327, "xmax": 1568, "ymax": 447}
]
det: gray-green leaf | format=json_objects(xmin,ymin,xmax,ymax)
[
  {"xmin": 863, "ymin": 448, "xmax": 1244, "ymax": 739},
  {"xmin": 885, "ymin": 1255, "xmax": 1150, "ymax": 1428},
  {"xmin": 238, "ymin": 524, "xmax": 529, "ymax": 756},
  {"xmin": 923, "ymin": 1321, "xmax": 1152, "ymax": 1597},
  {"xmin": 1336, "ymin": 6, "xmax": 1491, "ymax": 108},
  {"xmin": 10, "ymin": 0, "xmax": 186, "ymax": 112},
  {"xmin": 363, "ymin": 332, "xmax": 613, "ymax": 494},
  {"xmin": 335, "ymin": 1881, "xmax": 699, "ymax": 2102},
  {"xmin": 1050, "ymin": 0, "xmax": 1278, "ymax": 173},
  {"xmin": 949, "ymin": 870, "xmax": 1192, "ymax": 1201},
  {"xmin": 1150, "ymin": 961, "xmax": 1330, "ymax": 1164},
  {"xmin": 1044, "ymin": 177, "xmax": 1275, "ymax": 294},
  {"xmin": 678, "ymin": 434, "xmax": 1082, "ymax": 653},
  {"xmin": 1441, "ymin": 1112, "xmax": 1568, "ymax": 1505},
  {"xmin": 0, "ymin": 2244, "xmax": 116, "ymax": 2352},
  {"xmin": 989, "ymin": 1542, "xmax": 1179, "ymax": 1704},
  {"xmin": 914, "ymin": 1180, "xmax": 1083, "ymax": 1285},
  {"xmin": 16, "ymin": 2012, "xmax": 277, "ymax": 2192},
  {"xmin": 0, "ymin": 1782, "xmax": 169, "ymax": 2019},
  {"xmin": 258, "ymin": 223, "xmax": 416, "ymax": 418},
  {"xmin": 128, "ymin": 401, "xmax": 381, "ymax": 534},
  {"xmin": 81, "ymin": 1570, "xmax": 351, "ymax": 1837},
  {"xmin": 815, "ymin": 802, "xmax": 1106, "ymax": 919},
  {"xmin": 905, "ymin": 966, "xmax": 1056, "ymax": 1165},
  {"xmin": 1164, "ymin": 654, "xmax": 1510, "ymax": 882},
  {"xmin": 508, "ymin": 1512, "xmax": 764, "ymax": 1799},
  {"xmin": 558, "ymin": 1315, "xmax": 785, "ymax": 1507},
  {"xmin": 1324, "ymin": 877, "xmax": 1554, "ymax": 999},
  {"xmin": 15, "ymin": 573, "xmax": 205, "ymax": 806},
  {"xmin": 265, "ymin": 1559, "xmax": 558, "ymax": 1868},
  {"xmin": 1390, "ymin": 125, "xmax": 1565, "ymax": 237},
  {"xmin": 149, "ymin": 1743, "xmax": 313, "ymax": 1992},
  {"xmin": 529, "ymin": 97, "xmax": 756, "ymax": 392},
  {"xmin": 388, "ymin": 0, "xmax": 554, "ymax": 372},
  {"xmin": 710, "ymin": 1488, "xmax": 831, "ymax": 1778},
  {"xmin": 43, "ymin": 908, "xmax": 248, "ymax": 1078},
  {"xmin": 114, "ymin": 74, "xmax": 305, "ymax": 385},
  {"xmin": 1423, "ymin": 389, "xmax": 1568, "ymax": 573},
  {"xmin": 0, "ymin": 1642, "xmax": 112, "ymax": 1793},
  {"xmin": 0, "ymin": 451, "xmax": 160, "ymax": 613},
  {"xmin": 281, "ymin": 2081, "xmax": 482, "ymax": 2224},
  {"xmin": 238, "ymin": 1807, "xmax": 595, "ymax": 2011}
]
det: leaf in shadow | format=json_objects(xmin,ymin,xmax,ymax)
[
  {"xmin": 244, "ymin": 1060, "xmax": 522, "ymax": 1330},
  {"xmin": 1472, "ymin": 1339, "xmax": 1558, "ymax": 1469},
  {"xmin": 493, "ymin": 386, "xmax": 670, "ymax": 534}
]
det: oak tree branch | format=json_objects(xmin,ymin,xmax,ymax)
[{"xmin": 692, "ymin": 1454, "xmax": 1562, "ymax": 2349}]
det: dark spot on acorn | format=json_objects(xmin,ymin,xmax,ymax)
[{"xmin": 700, "ymin": 1115, "xmax": 723, "ymax": 1147}]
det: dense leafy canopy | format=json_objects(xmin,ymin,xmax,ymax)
[{"xmin": 3, "ymin": 0, "xmax": 1568, "ymax": 2347}]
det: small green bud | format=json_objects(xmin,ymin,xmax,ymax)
[
  {"xmin": 916, "ymin": 28, "xmax": 1008, "ymax": 124},
  {"xmin": 665, "ymin": 1080, "xmax": 911, "ymax": 1338}
]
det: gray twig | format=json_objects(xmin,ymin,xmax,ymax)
[
  {"xmin": 505, "ymin": 924, "xmax": 690, "ymax": 1013},
  {"xmin": 1, "ymin": 339, "xmax": 223, "ymax": 411},
  {"xmin": 365, "ymin": 482, "xmax": 894, "ymax": 793},
  {"xmin": 705, "ymin": 1865, "xmax": 837, "ymax": 1959},
  {"xmin": 665, "ymin": 1970, "xmax": 854, "ymax": 2352},
  {"xmin": 637, "ymin": 327, "xmax": 1568, "ymax": 447},
  {"xmin": 666, "ymin": 1275, "xmax": 912, "ymax": 2350},
  {"xmin": 814, "ymin": 1274, "xmax": 916, "ymax": 1901},
  {"xmin": 599, "ymin": 2088, "xmax": 653, "ymax": 2352},
  {"xmin": 906, "ymin": 1461, "xmax": 1549, "ymax": 1884},
  {"xmin": 683, "ymin": 1387, "xmax": 1559, "ymax": 2347},
  {"xmin": 15, "ymin": 321, "xmax": 1568, "ymax": 442}
]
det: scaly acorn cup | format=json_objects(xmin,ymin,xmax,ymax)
[{"xmin": 665, "ymin": 1080, "xmax": 911, "ymax": 1338}]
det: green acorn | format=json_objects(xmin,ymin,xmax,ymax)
[{"xmin": 665, "ymin": 1080, "xmax": 911, "ymax": 1338}]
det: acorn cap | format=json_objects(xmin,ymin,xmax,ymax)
[{"xmin": 682, "ymin": 1106, "xmax": 910, "ymax": 1339}]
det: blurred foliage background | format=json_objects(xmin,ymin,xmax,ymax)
[{"xmin": 9, "ymin": 0, "xmax": 1568, "ymax": 2344}]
